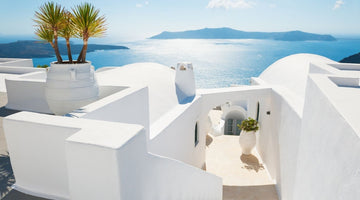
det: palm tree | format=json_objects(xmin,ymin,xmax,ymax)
[
  {"xmin": 35, "ymin": 25, "xmax": 55, "ymax": 48},
  {"xmin": 72, "ymin": 3, "xmax": 107, "ymax": 63},
  {"xmin": 34, "ymin": 2, "xmax": 65, "ymax": 63},
  {"xmin": 59, "ymin": 11, "xmax": 75, "ymax": 63}
]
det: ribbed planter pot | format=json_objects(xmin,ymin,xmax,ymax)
[
  {"xmin": 239, "ymin": 130, "xmax": 256, "ymax": 155},
  {"xmin": 45, "ymin": 61, "xmax": 99, "ymax": 115}
]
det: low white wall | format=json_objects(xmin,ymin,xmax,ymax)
[
  {"xmin": 293, "ymin": 76, "xmax": 360, "ymax": 200},
  {"xmin": 3, "ymin": 112, "xmax": 80, "ymax": 199},
  {"xmin": 73, "ymin": 86, "xmax": 150, "ymax": 142},
  {"xmin": 0, "ymin": 66, "xmax": 43, "ymax": 74},
  {"xmin": 5, "ymin": 72, "xmax": 51, "ymax": 113},
  {"xmin": 65, "ymin": 114, "xmax": 222, "ymax": 200},
  {"xmin": 145, "ymin": 153, "xmax": 222, "ymax": 200},
  {"xmin": 4, "ymin": 111, "xmax": 222, "ymax": 200},
  {"xmin": 0, "ymin": 58, "xmax": 33, "ymax": 67},
  {"xmin": 149, "ymin": 96, "xmax": 205, "ymax": 168},
  {"xmin": 5, "ymin": 72, "xmax": 129, "ymax": 115}
]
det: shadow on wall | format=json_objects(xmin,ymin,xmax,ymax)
[
  {"xmin": 175, "ymin": 85, "xmax": 195, "ymax": 104},
  {"xmin": 206, "ymin": 135, "xmax": 213, "ymax": 146},
  {"xmin": 223, "ymin": 184, "xmax": 278, "ymax": 200},
  {"xmin": 0, "ymin": 153, "xmax": 15, "ymax": 199}
]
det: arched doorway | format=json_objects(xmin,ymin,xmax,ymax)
[{"xmin": 224, "ymin": 109, "xmax": 246, "ymax": 135}]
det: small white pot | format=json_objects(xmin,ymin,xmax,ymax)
[
  {"xmin": 239, "ymin": 130, "xmax": 256, "ymax": 155},
  {"xmin": 45, "ymin": 61, "xmax": 99, "ymax": 115}
]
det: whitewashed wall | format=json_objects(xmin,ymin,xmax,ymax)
[
  {"xmin": 0, "ymin": 66, "xmax": 43, "ymax": 74},
  {"xmin": 73, "ymin": 86, "xmax": 150, "ymax": 142},
  {"xmin": 5, "ymin": 72, "xmax": 51, "ymax": 113},
  {"xmin": 4, "ymin": 112, "xmax": 80, "ymax": 199},
  {"xmin": 293, "ymin": 75, "xmax": 360, "ymax": 200},
  {"xmin": 149, "ymin": 97, "xmax": 205, "ymax": 168},
  {"xmin": 4, "ymin": 112, "xmax": 222, "ymax": 200},
  {"xmin": 251, "ymin": 77, "xmax": 304, "ymax": 200},
  {"xmin": 256, "ymin": 87, "xmax": 302, "ymax": 200},
  {"xmin": 0, "ymin": 58, "xmax": 33, "ymax": 67}
]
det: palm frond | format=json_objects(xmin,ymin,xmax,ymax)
[
  {"xmin": 34, "ymin": 2, "xmax": 65, "ymax": 31},
  {"xmin": 72, "ymin": 3, "xmax": 107, "ymax": 40},
  {"xmin": 58, "ymin": 11, "xmax": 76, "ymax": 39},
  {"xmin": 35, "ymin": 25, "xmax": 54, "ymax": 44}
]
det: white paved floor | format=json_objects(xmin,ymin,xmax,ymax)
[{"xmin": 206, "ymin": 134, "xmax": 278, "ymax": 200}]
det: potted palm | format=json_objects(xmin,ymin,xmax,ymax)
[
  {"xmin": 34, "ymin": 2, "xmax": 106, "ymax": 115},
  {"xmin": 237, "ymin": 117, "xmax": 259, "ymax": 155}
]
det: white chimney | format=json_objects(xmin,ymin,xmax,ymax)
[{"xmin": 175, "ymin": 62, "xmax": 196, "ymax": 100}]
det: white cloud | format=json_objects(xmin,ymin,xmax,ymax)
[
  {"xmin": 136, "ymin": 1, "xmax": 149, "ymax": 8},
  {"xmin": 207, "ymin": 0, "xmax": 255, "ymax": 9},
  {"xmin": 333, "ymin": 0, "xmax": 344, "ymax": 10},
  {"xmin": 269, "ymin": 3, "xmax": 277, "ymax": 8}
]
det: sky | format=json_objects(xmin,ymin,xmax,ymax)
[{"xmin": 0, "ymin": 0, "xmax": 359, "ymax": 42}]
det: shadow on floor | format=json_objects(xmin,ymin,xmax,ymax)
[
  {"xmin": 240, "ymin": 154, "xmax": 264, "ymax": 172},
  {"xmin": 0, "ymin": 107, "xmax": 18, "ymax": 118},
  {"xmin": 206, "ymin": 135, "xmax": 213, "ymax": 146},
  {"xmin": 223, "ymin": 184, "xmax": 278, "ymax": 200},
  {"xmin": 2, "ymin": 190, "xmax": 50, "ymax": 200},
  {"xmin": 0, "ymin": 153, "xmax": 15, "ymax": 199}
]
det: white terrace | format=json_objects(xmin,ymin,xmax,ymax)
[{"xmin": 0, "ymin": 53, "xmax": 360, "ymax": 199}]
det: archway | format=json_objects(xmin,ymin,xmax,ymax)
[{"xmin": 224, "ymin": 108, "xmax": 246, "ymax": 135}]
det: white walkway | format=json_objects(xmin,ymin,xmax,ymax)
[{"xmin": 206, "ymin": 135, "xmax": 278, "ymax": 200}]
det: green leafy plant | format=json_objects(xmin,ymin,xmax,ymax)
[
  {"xmin": 72, "ymin": 3, "xmax": 107, "ymax": 63},
  {"xmin": 34, "ymin": 2, "xmax": 65, "ymax": 63},
  {"xmin": 34, "ymin": 2, "xmax": 107, "ymax": 64},
  {"xmin": 237, "ymin": 117, "xmax": 259, "ymax": 132},
  {"xmin": 58, "ymin": 11, "xmax": 75, "ymax": 63},
  {"xmin": 36, "ymin": 64, "xmax": 49, "ymax": 68}
]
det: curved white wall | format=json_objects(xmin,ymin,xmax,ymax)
[{"xmin": 259, "ymin": 54, "xmax": 335, "ymax": 98}]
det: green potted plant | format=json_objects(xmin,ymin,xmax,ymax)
[
  {"xmin": 237, "ymin": 117, "xmax": 259, "ymax": 155},
  {"xmin": 34, "ymin": 2, "xmax": 107, "ymax": 115}
]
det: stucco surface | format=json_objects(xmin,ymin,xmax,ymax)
[
  {"xmin": 206, "ymin": 135, "xmax": 278, "ymax": 200},
  {"xmin": 96, "ymin": 63, "xmax": 178, "ymax": 125}
]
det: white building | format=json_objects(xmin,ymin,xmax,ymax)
[{"xmin": 1, "ymin": 54, "xmax": 360, "ymax": 199}]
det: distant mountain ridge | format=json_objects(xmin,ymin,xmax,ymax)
[
  {"xmin": 150, "ymin": 27, "xmax": 336, "ymax": 41},
  {"xmin": 340, "ymin": 52, "xmax": 360, "ymax": 63},
  {"xmin": 0, "ymin": 40, "xmax": 129, "ymax": 58}
]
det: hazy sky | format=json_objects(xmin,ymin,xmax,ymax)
[{"xmin": 0, "ymin": 0, "xmax": 359, "ymax": 41}]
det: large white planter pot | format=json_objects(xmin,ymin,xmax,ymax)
[
  {"xmin": 239, "ymin": 130, "xmax": 256, "ymax": 155},
  {"xmin": 45, "ymin": 61, "xmax": 99, "ymax": 115}
]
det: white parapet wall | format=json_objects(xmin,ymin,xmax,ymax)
[
  {"xmin": 149, "ymin": 96, "xmax": 205, "ymax": 168},
  {"xmin": 5, "ymin": 71, "xmax": 51, "ymax": 113},
  {"xmin": 293, "ymin": 74, "xmax": 360, "ymax": 200},
  {"xmin": 3, "ymin": 112, "xmax": 80, "ymax": 199},
  {"xmin": 70, "ymin": 86, "xmax": 150, "ymax": 142},
  {"xmin": 4, "ymin": 111, "xmax": 222, "ymax": 200},
  {"xmin": 0, "ymin": 58, "xmax": 34, "ymax": 67}
]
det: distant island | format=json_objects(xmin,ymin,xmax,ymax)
[
  {"xmin": 150, "ymin": 27, "xmax": 336, "ymax": 41},
  {"xmin": 340, "ymin": 52, "xmax": 360, "ymax": 64},
  {"xmin": 0, "ymin": 40, "xmax": 129, "ymax": 58}
]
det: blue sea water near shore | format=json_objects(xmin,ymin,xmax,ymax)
[{"xmin": 33, "ymin": 38, "xmax": 360, "ymax": 88}]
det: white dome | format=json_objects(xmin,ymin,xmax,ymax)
[{"xmin": 259, "ymin": 53, "xmax": 336, "ymax": 98}]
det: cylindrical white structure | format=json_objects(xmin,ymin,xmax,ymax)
[
  {"xmin": 45, "ymin": 62, "xmax": 99, "ymax": 115},
  {"xmin": 175, "ymin": 62, "xmax": 196, "ymax": 98}
]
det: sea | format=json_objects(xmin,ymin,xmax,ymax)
[{"xmin": 32, "ymin": 38, "xmax": 360, "ymax": 88}]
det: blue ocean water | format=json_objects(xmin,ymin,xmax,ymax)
[{"xmin": 33, "ymin": 38, "xmax": 360, "ymax": 88}]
